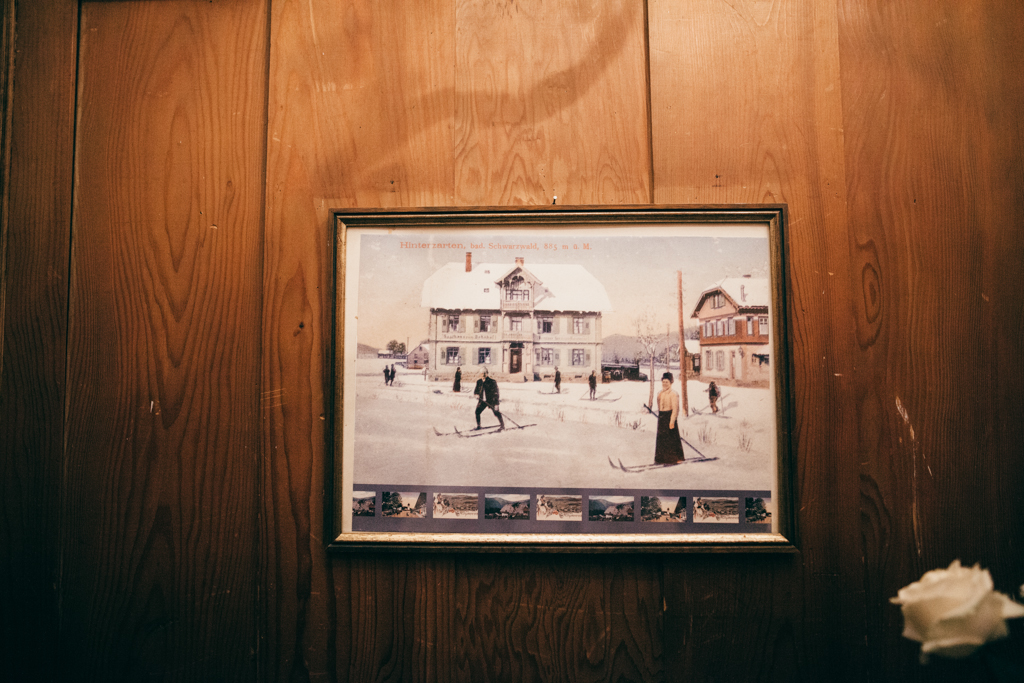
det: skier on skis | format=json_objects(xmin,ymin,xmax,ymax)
[
  {"xmin": 474, "ymin": 369, "xmax": 505, "ymax": 431},
  {"xmin": 588, "ymin": 370, "xmax": 597, "ymax": 400},
  {"xmin": 554, "ymin": 367, "xmax": 561, "ymax": 394},
  {"xmin": 707, "ymin": 381, "xmax": 720, "ymax": 414}
]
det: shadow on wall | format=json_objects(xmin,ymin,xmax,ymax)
[{"xmin": 332, "ymin": 0, "xmax": 640, "ymax": 189}]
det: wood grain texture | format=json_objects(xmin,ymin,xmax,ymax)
[
  {"xmin": 0, "ymin": 0, "xmax": 77, "ymax": 679},
  {"xmin": 261, "ymin": 1, "xmax": 456, "ymax": 679},
  {"xmin": 62, "ymin": 2, "xmax": 267, "ymax": 679},
  {"xmin": 263, "ymin": 1, "xmax": 662, "ymax": 680},
  {"xmin": 649, "ymin": 0, "xmax": 865, "ymax": 679},
  {"xmin": 454, "ymin": 0, "xmax": 650, "ymax": 206},
  {"xmin": 336, "ymin": 555, "xmax": 663, "ymax": 682},
  {"xmin": 838, "ymin": 1, "xmax": 1024, "ymax": 679}
]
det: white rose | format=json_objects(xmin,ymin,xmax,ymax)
[{"xmin": 891, "ymin": 560, "xmax": 1024, "ymax": 663}]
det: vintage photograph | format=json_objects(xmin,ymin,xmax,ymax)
[
  {"xmin": 693, "ymin": 497, "xmax": 740, "ymax": 524},
  {"xmin": 641, "ymin": 495, "xmax": 687, "ymax": 523},
  {"xmin": 484, "ymin": 493, "xmax": 531, "ymax": 520},
  {"xmin": 352, "ymin": 491, "xmax": 376, "ymax": 517},
  {"xmin": 433, "ymin": 492, "xmax": 479, "ymax": 519},
  {"xmin": 381, "ymin": 491, "xmax": 427, "ymax": 518},
  {"xmin": 337, "ymin": 213, "xmax": 786, "ymax": 542},
  {"xmin": 588, "ymin": 495, "xmax": 635, "ymax": 522},
  {"xmin": 537, "ymin": 495, "xmax": 583, "ymax": 521}
]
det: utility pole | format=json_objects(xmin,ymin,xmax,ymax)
[{"xmin": 677, "ymin": 271, "xmax": 689, "ymax": 415}]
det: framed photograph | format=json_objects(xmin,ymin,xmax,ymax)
[{"xmin": 327, "ymin": 206, "xmax": 795, "ymax": 552}]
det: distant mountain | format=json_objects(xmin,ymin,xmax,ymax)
[
  {"xmin": 602, "ymin": 330, "xmax": 699, "ymax": 363},
  {"xmin": 357, "ymin": 342, "xmax": 380, "ymax": 357}
]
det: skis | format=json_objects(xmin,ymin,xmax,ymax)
[
  {"xmin": 608, "ymin": 455, "xmax": 718, "ymax": 472},
  {"xmin": 537, "ymin": 390, "xmax": 565, "ymax": 395},
  {"xmin": 454, "ymin": 423, "xmax": 536, "ymax": 437},
  {"xmin": 579, "ymin": 392, "xmax": 619, "ymax": 402},
  {"xmin": 432, "ymin": 423, "xmax": 537, "ymax": 437},
  {"xmin": 432, "ymin": 424, "xmax": 501, "ymax": 437}
]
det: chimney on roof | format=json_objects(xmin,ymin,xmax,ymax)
[
  {"xmin": 466, "ymin": 252, "xmax": 472, "ymax": 272},
  {"xmin": 515, "ymin": 256, "xmax": 524, "ymax": 267},
  {"xmin": 740, "ymin": 285, "xmax": 746, "ymax": 302}
]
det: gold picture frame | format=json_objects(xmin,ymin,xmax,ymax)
[{"xmin": 327, "ymin": 206, "xmax": 795, "ymax": 553}]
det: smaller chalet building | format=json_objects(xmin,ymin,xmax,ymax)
[
  {"xmin": 691, "ymin": 276, "xmax": 771, "ymax": 386},
  {"xmin": 407, "ymin": 342, "xmax": 430, "ymax": 369},
  {"xmin": 421, "ymin": 254, "xmax": 612, "ymax": 381}
]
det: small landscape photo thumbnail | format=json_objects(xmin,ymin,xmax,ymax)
[
  {"xmin": 589, "ymin": 495, "xmax": 634, "ymax": 522},
  {"xmin": 433, "ymin": 492, "xmax": 479, "ymax": 519},
  {"xmin": 641, "ymin": 495, "xmax": 686, "ymax": 522},
  {"xmin": 537, "ymin": 494, "xmax": 583, "ymax": 521},
  {"xmin": 693, "ymin": 496, "xmax": 739, "ymax": 523},
  {"xmin": 381, "ymin": 491, "xmax": 427, "ymax": 518},
  {"xmin": 745, "ymin": 496, "xmax": 772, "ymax": 524},
  {"xmin": 484, "ymin": 493, "xmax": 530, "ymax": 520},
  {"xmin": 352, "ymin": 491, "xmax": 376, "ymax": 517}
]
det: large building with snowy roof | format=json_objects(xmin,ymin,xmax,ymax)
[
  {"xmin": 421, "ymin": 253, "xmax": 612, "ymax": 381},
  {"xmin": 691, "ymin": 275, "xmax": 771, "ymax": 386}
]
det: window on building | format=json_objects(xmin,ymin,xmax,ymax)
[
  {"xmin": 573, "ymin": 317, "xmax": 590, "ymax": 334},
  {"xmin": 478, "ymin": 348, "xmax": 491, "ymax": 364},
  {"xmin": 716, "ymin": 351, "xmax": 725, "ymax": 370},
  {"xmin": 706, "ymin": 350, "xmax": 713, "ymax": 368},
  {"xmin": 715, "ymin": 320, "xmax": 724, "ymax": 336},
  {"xmin": 479, "ymin": 315, "xmax": 491, "ymax": 332},
  {"xmin": 758, "ymin": 316, "xmax": 769, "ymax": 334},
  {"xmin": 728, "ymin": 317, "xmax": 736, "ymax": 335},
  {"xmin": 505, "ymin": 276, "xmax": 530, "ymax": 301},
  {"xmin": 446, "ymin": 347, "xmax": 460, "ymax": 364},
  {"xmin": 572, "ymin": 349, "xmax": 585, "ymax": 366},
  {"xmin": 509, "ymin": 317, "xmax": 522, "ymax": 332},
  {"xmin": 446, "ymin": 315, "xmax": 460, "ymax": 332},
  {"xmin": 538, "ymin": 317, "xmax": 553, "ymax": 334},
  {"xmin": 538, "ymin": 348, "xmax": 554, "ymax": 365},
  {"xmin": 705, "ymin": 321, "xmax": 712, "ymax": 337},
  {"xmin": 747, "ymin": 317, "xmax": 754, "ymax": 335},
  {"xmin": 711, "ymin": 293, "xmax": 725, "ymax": 309}
]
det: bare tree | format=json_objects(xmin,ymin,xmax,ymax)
[{"xmin": 633, "ymin": 308, "xmax": 661, "ymax": 409}]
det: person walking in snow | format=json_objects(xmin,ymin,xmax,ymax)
[
  {"xmin": 707, "ymin": 381, "xmax": 720, "ymax": 414},
  {"xmin": 588, "ymin": 370, "xmax": 597, "ymax": 400},
  {"xmin": 389, "ymin": 364, "xmax": 396, "ymax": 386},
  {"xmin": 554, "ymin": 367, "xmax": 561, "ymax": 394},
  {"xmin": 453, "ymin": 366, "xmax": 462, "ymax": 393},
  {"xmin": 474, "ymin": 370, "xmax": 504, "ymax": 431},
  {"xmin": 383, "ymin": 365, "xmax": 391, "ymax": 386}
]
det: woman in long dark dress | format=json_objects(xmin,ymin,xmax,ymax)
[
  {"xmin": 654, "ymin": 372, "xmax": 686, "ymax": 464},
  {"xmin": 453, "ymin": 367, "xmax": 462, "ymax": 392}
]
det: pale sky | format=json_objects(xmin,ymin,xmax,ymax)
[{"xmin": 348, "ymin": 224, "xmax": 772, "ymax": 350}]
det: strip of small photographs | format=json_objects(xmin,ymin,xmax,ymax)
[{"xmin": 350, "ymin": 486, "xmax": 773, "ymax": 534}]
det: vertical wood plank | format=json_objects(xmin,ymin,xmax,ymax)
[
  {"xmin": 454, "ymin": 0, "xmax": 650, "ymax": 205},
  {"xmin": 838, "ymin": 1, "xmax": 1024, "ymax": 679},
  {"xmin": 262, "ymin": 1, "xmax": 456, "ymax": 680},
  {"xmin": 0, "ymin": 0, "xmax": 77, "ymax": 679},
  {"xmin": 62, "ymin": 1, "xmax": 267, "ymax": 679},
  {"xmin": 648, "ymin": 0, "xmax": 864, "ymax": 678}
]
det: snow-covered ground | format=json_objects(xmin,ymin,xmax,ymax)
[{"xmin": 352, "ymin": 359, "xmax": 775, "ymax": 491}]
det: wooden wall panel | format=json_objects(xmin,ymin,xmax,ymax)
[
  {"xmin": 263, "ymin": 0, "xmax": 660, "ymax": 680},
  {"xmin": 837, "ymin": 1, "xmax": 1024, "ymax": 679},
  {"xmin": 62, "ymin": 1, "xmax": 267, "ymax": 679},
  {"xmin": 454, "ymin": 0, "xmax": 650, "ymax": 205},
  {"xmin": 648, "ymin": 0, "xmax": 864, "ymax": 679},
  {"xmin": 0, "ymin": 0, "xmax": 77, "ymax": 679},
  {"xmin": 261, "ymin": 0, "xmax": 456, "ymax": 679}
]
